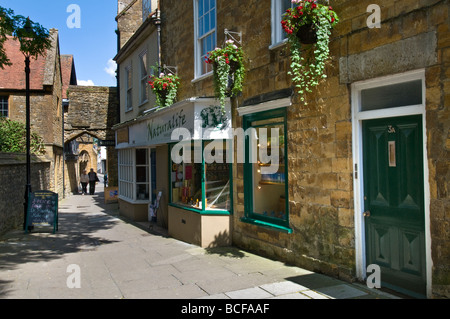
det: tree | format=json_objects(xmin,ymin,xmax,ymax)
[{"xmin": 0, "ymin": 5, "xmax": 52, "ymax": 69}]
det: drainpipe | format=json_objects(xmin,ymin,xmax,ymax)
[{"xmin": 154, "ymin": 8, "xmax": 162, "ymax": 74}]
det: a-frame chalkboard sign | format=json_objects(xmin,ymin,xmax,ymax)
[{"xmin": 25, "ymin": 190, "xmax": 58, "ymax": 234}]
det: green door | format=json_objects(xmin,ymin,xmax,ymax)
[{"xmin": 363, "ymin": 115, "xmax": 426, "ymax": 298}]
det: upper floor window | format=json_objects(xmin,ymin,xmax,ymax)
[
  {"xmin": 0, "ymin": 96, "xmax": 8, "ymax": 117},
  {"xmin": 125, "ymin": 65, "xmax": 133, "ymax": 111},
  {"xmin": 194, "ymin": 0, "xmax": 216, "ymax": 77},
  {"xmin": 271, "ymin": 0, "xmax": 293, "ymax": 46},
  {"xmin": 139, "ymin": 50, "xmax": 149, "ymax": 104},
  {"xmin": 142, "ymin": 0, "xmax": 152, "ymax": 21}
]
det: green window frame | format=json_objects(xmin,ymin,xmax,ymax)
[
  {"xmin": 168, "ymin": 140, "xmax": 233, "ymax": 215},
  {"xmin": 242, "ymin": 108, "xmax": 291, "ymax": 233}
]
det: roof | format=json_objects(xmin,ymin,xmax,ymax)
[
  {"xmin": 0, "ymin": 29, "xmax": 59, "ymax": 91},
  {"xmin": 61, "ymin": 55, "xmax": 77, "ymax": 99}
]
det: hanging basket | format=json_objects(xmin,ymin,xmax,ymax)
[{"xmin": 296, "ymin": 23, "xmax": 318, "ymax": 44}]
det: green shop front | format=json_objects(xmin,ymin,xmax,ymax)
[{"xmin": 114, "ymin": 98, "xmax": 233, "ymax": 248}]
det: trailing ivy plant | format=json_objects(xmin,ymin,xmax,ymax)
[
  {"xmin": 206, "ymin": 39, "xmax": 245, "ymax": 112},
  {"xmin": 0, "ymin": 117, "xmax": 45, "ymax": 155},
  {"xmin": 282, "ymin": 0, "xmax": 339, "ymax": 104}
]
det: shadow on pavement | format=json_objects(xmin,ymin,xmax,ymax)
[{"xmin": 0, "ymin": 189, "xmax": 119, "ymax": 298}]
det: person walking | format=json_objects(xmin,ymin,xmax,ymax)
[
  {"xmin": 88, "ymin": 168, "xmax": 99, "ymax": 195},
  {"xmin": 80, "ymin": 170, "xmax": 89, "ymax": 195}
]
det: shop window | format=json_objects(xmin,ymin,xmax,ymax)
[
  {"xmin": 118, "ymin": 148, "xmax": 150, "ymax": 202},
  {"xmin": 205, "ymin": 140, "xmax": 231, "ymax": 211},
  {"xmin": 170, "ymin": 140, "xmax": 231, "ymax": 213},
  {"xmin": 243, "ymin": 109, "xmax": 290, "ymax": 232},
  {"xmin": 118, "ymin": 149, "xmax": 134, "ymax": 200},
  {"xmin": 136, "ymin": 148, "xmax": 149, "ymax": 200}
]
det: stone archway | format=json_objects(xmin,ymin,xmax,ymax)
[{"xmin": 63, "ymin": 86, "xmax": 119, "ymax": 194}]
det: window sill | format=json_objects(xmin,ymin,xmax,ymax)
[
  {"xmin": 169, "ymin": 203, "xmax": 231, "ymax": 216},
  {"xmin": 269, "ymin": 39, "xmax": 288, "ymax": 51},
  {"xmin": 240, "ymin": 217, "xmax": 292, "ymax": 234},
  {"xmin": 118, "ymin": 196, "xmax": 150, "ymax": 205},
  {"xmin": 191, "ymin": 71, "xmax": 213, "ymax": 84}
]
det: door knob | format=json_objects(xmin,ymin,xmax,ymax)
[{"xmin": 363, "ymin": 211, "xmax": 371, "ymax": 217}]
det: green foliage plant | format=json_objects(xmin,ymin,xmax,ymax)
[
  {"xmin": 281, "ymin": 0, "xmax": 339, "ymax": 104},
  {"xmin": 0, "ymin": 117, "xmax": 45, "ymax": 155},
  {"xmin": 206, "ymin": 39, "xmax": 245, "ymax": 112}
]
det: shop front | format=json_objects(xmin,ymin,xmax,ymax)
[{"xmin": 114, "ymin": 97, "xmax": 233, "ymax": 248}]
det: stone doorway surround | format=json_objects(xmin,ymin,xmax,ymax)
[{"xmin": 350, "ymin": 69, "xmax": 431, "ymax": 298}]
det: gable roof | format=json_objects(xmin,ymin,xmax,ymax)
[
  {"xmin": 0, "ymin": 29, "xmax": 59, "ymax": 91},
  {"xmin": 61, "ymin": 54, "xmax": 77, "ymax": 99}
]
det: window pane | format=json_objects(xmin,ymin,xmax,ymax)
[
  {"xmin": 137, "ymin": 183, "xmax": 149, "ymax": 200},
  {"xmin": 361, "ymin": 80, "xmax": 423, "ymax": 111},
  {"xmin": 250, "ymin": 117, "xmax": 287, "ymax": 222},
  {"xmin": 198, "ymin": 0, "xmax": 203, "ymax": 16},
  {"xmin": 136, "ymin": 148, "xmax": 148, "ymax": 165},
  {"xmin": 210, "ymin": 8, "xmax": 216, "ymax": 30},
  {"xmin": 205, "ymin": 12, "xmax": 210, "ymax": 33},
  {"xmin": 136, "ymin": 166, "xmax": 148, "ymax": 183},
  {"xmin": 0, "ymin": 97, "xmax": 8, "ymax": 117},
  {"xmin": 205, "ymin": 141, "xmax": 231, "ymax": 211},
  {"xmin": 199, "ymin": 16, "xmax": 204, "ymax": 37}
]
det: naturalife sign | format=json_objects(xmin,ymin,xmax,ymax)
[
  {"xmin": 115, "ymin": 98, "xmax": 232, "ymax": 149},
  {"xmin": 147, "ymin": 108, "xmax": 187, "ymax": 141}
]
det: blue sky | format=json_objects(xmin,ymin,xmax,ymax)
[{"xmin": 1, "ymin": 0, "xmax": 118, "ymax": 87}]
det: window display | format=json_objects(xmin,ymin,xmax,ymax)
[{"xmin": 170, "ymin": 140, "xmax": 231, "ymax": 213}]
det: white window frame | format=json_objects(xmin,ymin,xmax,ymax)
[
  {"xmin": 118, "ymin": 148, "xmax": 151, "ymax": 203},
  {"xmin": 139, "ymin": 50, "xmax": 149, "ymax": 105},
  {"xmin": 118, "ymin": 149, "xmax": 134, "ymax": 201},
  {"xmin": 193, "ymin": 0, "xmax": 217, "ymax": 80},
  {"xmin": 270, "ymin": 0, "xmax": 293, "ymax": 49},
  {"xmin": 125, "ymin": 64, "xmax": 133, "ymax": 112},
  {"xmin": 351, "ymin": 69, "xmax": 431, "ymax": 298}
]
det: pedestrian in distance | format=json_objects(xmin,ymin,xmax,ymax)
[
  {"xmin": 88, "ymin": 168, "xmax": 99, "ymax": 195},
  {"xmin": 80, "ymin": 169, "xmax": 89, "ymax": 195}
]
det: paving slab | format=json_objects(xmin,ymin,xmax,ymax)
[{"xmin": 0, "ymin": 189, "xmax": 401, "ymax": 300}]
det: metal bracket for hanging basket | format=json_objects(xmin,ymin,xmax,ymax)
[
  {"xmin": 224, "ymin": 29, "xmax": 242, "ymax": 45},
  {"xmin": 163, "ymin": 64, "xmax": 178, "ymax": 75}
]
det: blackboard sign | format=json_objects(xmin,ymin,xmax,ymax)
[{"xmin": 26, "ymin": 190, "xmax": 58, "ymax": 233}]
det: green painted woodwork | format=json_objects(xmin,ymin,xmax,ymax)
[{"xmin": 363, "ymin": 115, "xmax": 426, "ymax": 298}]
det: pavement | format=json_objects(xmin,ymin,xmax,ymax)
[{"xmin": 0, "ymin": 179, "xmax": 401, "ymax": 301}]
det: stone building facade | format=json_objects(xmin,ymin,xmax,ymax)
[
  {"xmin": 0, "ymin": 30, "xmax": 65, "ymax": 199},
  {"xmin": 157, "ymin": 0, "xmax": 449, "ymax": 298}
]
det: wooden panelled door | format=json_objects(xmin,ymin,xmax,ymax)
[{"xmin": 363, "ymin": 115, "xmax": 426, "ymax": 298}]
